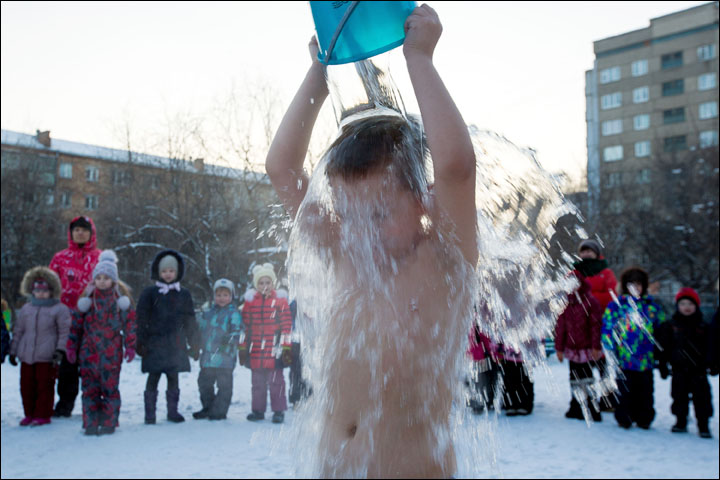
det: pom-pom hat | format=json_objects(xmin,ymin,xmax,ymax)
[
  {"xmin": 252, "ymin": 263, "xmax": 276, "ymax": 289},
  {"xmin": 92, "ymin": 250, "xmax": 119, "ymax": 282}
]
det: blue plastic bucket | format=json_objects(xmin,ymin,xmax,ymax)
[{"xmin": 310, "ymin": 1, "xmax": 417, "ymax": 65}]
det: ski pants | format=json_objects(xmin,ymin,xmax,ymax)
[
  {"xmin": 614, "ymin": 369, "xmax": 654, "ymax": 427},
  {"xmin": 500, "ymin": 360, "xmax": 534, "ymax": 412},
  {"xmin": 21, "ymin": 362, "xmax": 56, "ymax": 419},
  {"xmin": 198, "ymin": 367, "xmax": 234, "ymax": 416},
  {"xmin": 80, "ymin": 366, "xmax": 121, "ymax": 428},
  {"xmin": 671, "ymin": 369, "xmax": 713, "ymax": 424},
  {"xmin": 251, "ymin": 368, "xmax": 287, "ymax": 413}
]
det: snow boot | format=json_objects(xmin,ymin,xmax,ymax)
[
  {"xmin": 98, "ymin": 426, "xmax": 115, "ymax": 436},
  {"xmin": 30, "ymin": 417, "xmax": 51, "ymax": 427},
  {"xmin": 272, "ymin": 412, "xmax": 285, "ymax": 424},
  {"xmin": 84, "ymin": 425, "xmax": 99, "ymax": 436},
  {"xmin": 166, "ymin": 389, "xmax": 185, "ymax": 423},
  {"xmin": 19, "ymin": 417, "xmax": 33, "ymax": 427},
  {"xmin": 144, "ymin": 390, "xmax": 158, "ymax": 425},
  {"xmin": 698, "ymin": 421, "xmax": 712, "ymax": 439},
  {"xmin": 209, "ymin": 414, "xmax": 227, "ymax": 421},
  {"xmin": 589, "ymin": 403, "xmax": 602, "ymax": 423},
  {"xmin": 247, "ymin": 411, "xmax": 265, "ymax": 421},
  {"xmin": 671, "ymin": 418, "xmax": 687, "ymax": 433},
  {"xmin": 193, "ymin": 408, "xmax": 210, "ymax": 420},
  {"xmin": 565, "ymin": 399, "xmax": 584, "ymax": 420}
]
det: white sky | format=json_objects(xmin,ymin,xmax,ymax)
[{"xmin": 0, "ymin": 1, "xmax": 710, "ymax": 178}]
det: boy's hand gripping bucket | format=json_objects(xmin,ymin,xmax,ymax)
[{"xmin": 310, "ymin": 1, "xmax": 417, "ymax": 65}]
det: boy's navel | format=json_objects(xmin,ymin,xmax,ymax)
[{"xmin": 348, "ymin": 424, "xmax": 357, "ymax": 438}]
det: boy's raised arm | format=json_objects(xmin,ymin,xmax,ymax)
[
  {"xmin": 404, "ymin": 4, "xmax": 478, "ymax": 265},
  {"xmin": 265, "ymin": 38, "xmax": 329, "ymax": 219}
]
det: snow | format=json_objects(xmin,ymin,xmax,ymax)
[{"xmin": 1, "ymin": 358, "xmax": 718, "ymax": 478}]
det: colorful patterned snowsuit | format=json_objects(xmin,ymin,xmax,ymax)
[{"xmin": 67, "ymin": 288, "xmax": 137, "ymax": 429}]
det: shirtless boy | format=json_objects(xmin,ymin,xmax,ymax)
[{"xmin": 266, "ymin": 5, "xmax": 477, "ymax": 478}]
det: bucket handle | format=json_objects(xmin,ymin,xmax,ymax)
[{"xmin": 323, "ymin": 0, "xmax": 360, "ymax": 64}]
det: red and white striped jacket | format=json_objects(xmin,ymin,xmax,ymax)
[{"xmin": 240, "ymin": 289, "xmax": 292, "ymax": 370}]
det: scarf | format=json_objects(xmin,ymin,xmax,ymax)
[{"xmin": 573, "ymin": 258, "xmax": 609, "ymax": 278}]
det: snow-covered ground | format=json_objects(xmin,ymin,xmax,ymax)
[{"xmin": 1, "ymin": 357, "xmax": 718, "ymax": 478}]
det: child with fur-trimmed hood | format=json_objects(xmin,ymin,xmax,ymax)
[
  {"xmin": 9, "ymin": 266, "xmax": 71, "ymax": 426},
  {"xmin": 66, "ymin": 250, "xmax": 137, "ymax": 436},
  {"xmin": 239, "ymin": 263, "xmax": 292, "ymax": 424}
]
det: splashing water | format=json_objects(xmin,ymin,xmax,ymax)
[{"xmin": 269, "ymin": 54, "xmax": 592, "ymax": 478}]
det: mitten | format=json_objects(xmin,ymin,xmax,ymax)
[
  {"xmin": 9, "ymin": 355, "xmax": 18, "ymax": 366},
  {"xmin": 124, "ymin": 348, "xmax": 136, "ymax": 363},
  {"xmin": 238, "ymin": 348, "xmax": 249, "ymax": 367},
  {"xmin": 66, "ymin": 348, "xmax": 77, "ymax": 365},
  {"xmin": 709, "ymin": 367, "xmax": 719, "ymax": 377},
  {"xmin": 52, "ymin": 349, "xmax": 64, "ymax": 366},
  {"xmin": 190, "ymin": 347, "xmax": 200, "ymax": 361},
  {"xmin": 136, "ymin": 343, "xmax": 146, "ymax": 357},
  {"xmin": 659, "ymin": 363, "xmax": 670, "ymax": 380},
  {"xmin": 281, "ymin": 348, "xmax": 292, "ymax": 368}
]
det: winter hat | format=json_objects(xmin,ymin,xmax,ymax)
[
  {"xmin": 214, "ymin": 278, "xmax": 235, "ymax": 298},
  {"xmin": 32, "ymin": 278, "xmax": 51, "ymax": 292},
  {"xmin": 158, "ymin": 254, "xmax": 179, "ymax": 272},
  {"xmin": 252, "ymin": 263, "xmax": 276, "ymax": 289},
  {"xmin": 70, "ymin": 216, "xmax": 92, "ymax": 232},
  {"xmin": 620, "ymin": 267, "xmax": 649, "ymax": 297},
  {"xmin": 578, "ymin": 239, "xmax": 602, "ymax": 257},
  {"xmin": 92, "ymin": 250, "xmax": 119, "ymax": 283},
  {"xmin": 675, "ymin": 287, "xmax": 700, "ymax": 307}
]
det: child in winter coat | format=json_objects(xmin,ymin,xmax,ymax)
[
  {"xmin": 555, "ymin": 272, "xmax": 604, "ymax": 422},
  {"xmin": 66, "ymin": 250, "xmax": 137, "ymax": 436},
  {"xmin": 193, "ymin": 279, "xmax": 244, "ymax": 421},
  {"xmin": 497, "ymin": 343, "xmax": 534, "ymax": 416},
  {"xmin": 136, "ymin": 249, "xmax": 200, "ymax": 424},
  {"xmin": 573, "ymin": 238, "xmax": 618, "ymax": 411},
  {"xmin": 239, "ymin": 263, "xmax": 292, "ymax": 424},
  {"xmin": 1, "ymin": 300, "xmax": 10, "ymax": 364},
  {"xmin": 8, "ymin": 267, "xmax": 71, "ymax": 426},
  {"xmin": 601, "ymin": 266, "xmax": 665, "ymax": 430},
  {"xmin": 656, "ymin": 288, "xmax": 714, "ymax": 438},
  {"xmin": 466, "ymin": 323, "xmax": 500, "ymax": 414}
]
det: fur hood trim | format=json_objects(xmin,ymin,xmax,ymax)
[{"xmin": 21, "ymin": 266, "xmax": 62, "ymax": 299}]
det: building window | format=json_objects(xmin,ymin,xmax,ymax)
[
  {"xmin": 632, "ymin": 86, "xmax": 649, "ymax": 103},
  {"xmin": 600, "ymin": 66, "xmax": 621, "ymax": 84},
  {"xmin": 605, "ymin": 172, "xmax": 623, "ymax": 187},
  {"xmin": 634, "ymin": 141, "xmax": 651, "ymax": 158},
  {"xmin": 661, "ymin": 51, "xmax": 683, "ymax": 69},
  {"xmin": 45, "ymin": 191, "xmax": 54, "ymax": 206},
  {"xmin": 663, "ymin": 107, "xmax": 685, "ymax": 125},
  {"xmin": 638, "ymin": 196, "xmax": 652, "ymax": 211},
  {"xmin": 697, "ymin": 44, "xmax": 716, "ymax": 61},
  {"xmin": 59, "ymin": 163, "xmax": 72, "ymax": 179},
  {"xmin": 633, "ymin": 114, "xmax": 650, "ymax": 131},
  {"xmin": 601, "ymin": 119, "xmax": 623, "ymax": 136},
  {"xmin": 601, "ymin": 92, "xmax": 622, "ymax": 110},
  {"xmin": 636, "ymin": 169, "xmax": 651, "ymax": 184},
  {"xmin": 698, "ymin": 73, "xmax": 717, "ymax": 91},
  {"xmin": 60, "ymin": 192, "xmax": 71, "ymax": 208},
  {"xmin": 699, "ymin": 130, "xmax": 719, "ymax": 148},
  {"xmin": 112, "ymin": 169, "xmax": 131, "ymax": 186},
  {"xmin": 603, "ymin": 145, "xmax": 623, "ymax": 162},
  {"xmin": 85, "ymin": 195, "xmax": 98, "ymax": 211},
  {"xmin": 609, "ymin": 198, "xmax": 624, "ymax": 214},
  {"xmin": 85, "ymin": 166, "xmax": 99, "ymax": 182},
  {"xmin": 151, "ymin": 177, "xmax": 160, "ymax": 189},
  {"xmin": 664, "ymin": 135, "xmax": 687, "ymax": 153},
  {"xmin": 661, "ymin": 79, "xmax": 684, "ymax": 96},
  {"xmin": 631, "ymin": 59, "xmax": 648, "ymax": 77},
  {"xmin": 699, "ymin": 101, "xmax": 718, "ymax": 120}
]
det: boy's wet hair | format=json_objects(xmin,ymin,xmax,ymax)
[
  {"xmin": 325, "ymin": 114, "xmax": 428, "ymax": 198},
  {"xmin": 620, "ymin": 267, "xmax": 649, "ymax": 296}
]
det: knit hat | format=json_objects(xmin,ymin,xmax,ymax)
[
  {"xmin": 32, "ymin": 278, "xmax": 51, "ymax": 292},
  {"xmin": 578, "ymin": 239, "xmax": 602, "ymax": 257},
  {"xmin": 158, "ymin": 254, "xmax": 179, "ymax": 272},
  {"xmin": 70, "ymin": 216, "xmax": 92, "ymax": 232},
  {"xmin": 213, "ymin": 278, "xmax": 235, "ymax": 298},
  {"xmin": 252, "ymin": 263, "xmax": 276, "ymax": 289},
  {"xmin": 675, "ymin": 287, "xmax": 700, "ymax": 307},
  {"xmin": 92, "ymin": 250, "xmax": 119, "ymax": 282}
]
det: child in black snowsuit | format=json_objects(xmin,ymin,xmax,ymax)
[
  {"xmin": 657, "ymin": 287, "xmax": 713, "ymax": 438},
  {"xmin": 136, "ymin": 250, "xmax": 200, "ymax": 424}
]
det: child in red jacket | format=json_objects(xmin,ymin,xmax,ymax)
[
  {"xmin": 555, "ymin": 272, "xmax": 604, "ymax": 422},
  {"xmin": 239, "ymin": 263, "xmax": 292, "ymax": 424}
]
